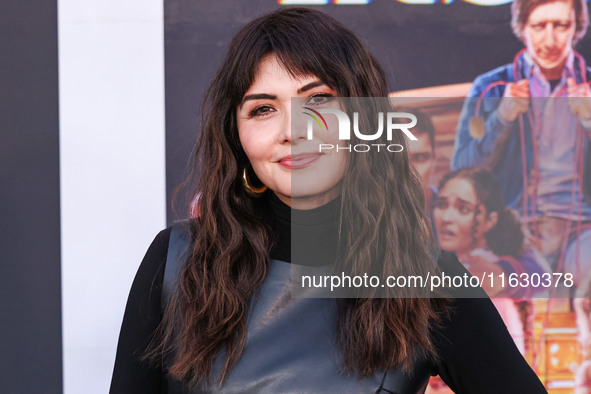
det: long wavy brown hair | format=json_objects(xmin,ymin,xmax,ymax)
[{"xmin": 152, "ymin": 7, "xmax": 449, "ymax": 385}]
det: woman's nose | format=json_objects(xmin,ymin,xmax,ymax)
[
  {"xmin": 440, "ymin": 207, "xmax": 456, "ymax": 222},
  {"xmin": 285, "ymin": 102, "xmax": 310, "ymax": 143},
  {"xmin": 278, "ymin": 109, "xmax": 292, "ymax": 143}
]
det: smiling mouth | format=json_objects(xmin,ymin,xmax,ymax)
[{"xmin": 278, "ymin": 153, "xmax": 322, "ymax": 170}]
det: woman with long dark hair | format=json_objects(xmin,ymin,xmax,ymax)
[
  {"xmin": 110, "ymin": 8, "xmax": 545, "ymax": 393},
  {"xmin": 433, "ymin": 167, "xmax": 550, "ymax": 355}
]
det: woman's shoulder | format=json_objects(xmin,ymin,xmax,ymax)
[
  {"xmin": 146, "ymin": 219, "xmax": 199, "ymax": 275},
  {"xmin": 432, "ymin": 252, "xmax": 546, "ymax": 392},
  {"xmin": 435, "ymin": 250, "xmax": 488, "ymax": 298},
  {"xmin": 432, "ymin": 292, "xmax": 545, "ymax": 393},
  {"xmin": 138, "ymin": 226, "xmax": 173, "ymax": 279},
  {"xmin": 436, "ymin": 250, "xmax": 464, "ymax": 273},
  {"xmin": 126, "ymin": 226, "xmax": 174, "ymax": 309},
  {"xmin": 137, "ymin": 219, "xmax": 201, "ymax": 298},
  {"xmin": 110, "ymin": 226, "xmax": 174, "ymax": 393},
  {"xmin": 149, "ymin": 227, "xmax": 173, "ymax": 254}
]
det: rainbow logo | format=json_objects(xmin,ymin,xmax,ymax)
[{"xmin": 302, "ymin": 107, "xmax": 329, "ymax": 131}]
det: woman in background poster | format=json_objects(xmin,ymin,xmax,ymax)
[
  {"xmin": 433, "ymin": 167, "xmax": 550, "ymax": 354},
  {"xmin": 110, "ymin": 8, "xmax": 545, "ymax": 393}
]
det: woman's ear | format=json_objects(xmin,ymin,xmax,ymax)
[{"xmin": 485, "ymin": 211, "xmax": 499, "ymax": 232}]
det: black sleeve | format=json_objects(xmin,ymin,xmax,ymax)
[
  {"xmin": 432, "ymin": 252, "xmax": 547, "ymax": 393},
  {"xmin": 110, "ymin": 227, "xmax": 171, "ymax": 394}
]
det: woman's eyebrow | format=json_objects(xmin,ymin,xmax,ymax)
[
  {"xmin": 438, "ymin": 196, "xmax": 476, "ymax": 206},
  {"xmin": 456, "ymin": 198, "xmax": 477, "ymax": 207},
  {"xmin": 297, "ymin": 80, "xmax": 327, "ymax": 94},
  {"xmin": 240, "ymin": 93, "xmax": 277, "ymax": 108},
  {"xmin": 239, "ymin": 81, "xmax": 330, "ymax": 108}
]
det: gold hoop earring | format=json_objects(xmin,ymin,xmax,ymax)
[{"xmin": 242, "ymin": 168, "xmax": 267, "ymax": 197}]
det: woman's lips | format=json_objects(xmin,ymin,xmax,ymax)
[
  {"xmin": 437, "ymin": 228, "xmax": 455, "ymax": 241},
  {"xmin": 278, "ymin": 153, "xmax": 321, "ymax": 169}
]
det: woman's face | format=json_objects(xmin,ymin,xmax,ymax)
[
  {"xmin": 433, "ymin": 178, "xmax": 497, "ymax": 255},
  {"xmin": 237, "ymin": 54, "xmax": 347, "ymax": 209}
]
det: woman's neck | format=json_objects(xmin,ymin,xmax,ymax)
[
  {"xmin": 273, "ymin": 189, "xmax": 341, "ymax": 210},
  {"xmin": 456, "ymin": 239, "xmax": 489, "ymax": 262},
  {"xmin": 268, "ymin": 191, "xmax": 340, "ymax": 266}
]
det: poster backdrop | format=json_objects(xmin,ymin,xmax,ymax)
[
  {"xmin": 165, "ymin": 1, "xmax": 591, "ymax": 392},
  {"xmin": 165, "ymin": 0, "xmax": 526, "ymax": 219}
]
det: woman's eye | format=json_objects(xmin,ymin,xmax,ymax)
[
  {"xmin": 410, "ymin": 153, "xmax": 431, "ymax": 164},
  {"xmin": 249, "ymin": 105, "xmax": 275, "ymax": 118},
  {"xmin": 435, "ymin": 200, "xmax": 447, "ymax": 209},
  {"xmin": 458, "ymin": 204, "xmax": 471, "ymax": 214},
  {"xmin": 306, "ymin": 94, "xmax": 335, "ymax": 106}
]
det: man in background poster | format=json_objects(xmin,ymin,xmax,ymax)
[{"xmin": 451, "ymin": 0, "xmax": 591, "ymax": 288}]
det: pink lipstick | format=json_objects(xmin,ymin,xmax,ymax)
[{"xmin": 278, "ymin": 153, "xmax": 321, "ymax": 169}]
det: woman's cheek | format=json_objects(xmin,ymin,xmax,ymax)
[
  {"xmin": 248, "ymin": 149, "xmax": 274, "ymax": 186},
  {"xmin": 432, "ymin": 211, "xmax": 449, "ymax": 246},
  {"xmin": 432, "ymin": 210, "xmax": 442, "ymax": 232},
  {"xmin": 240, "ymin": 122, "xmax": 273, "ymax": 163},
  {"xmin": 455, "ymin": 218, "xmax": 475, "ymax": 249}
]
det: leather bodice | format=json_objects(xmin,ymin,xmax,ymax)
[{"xmin": 163, "ymin": 223, "xmax": 434, "ymax": 394}]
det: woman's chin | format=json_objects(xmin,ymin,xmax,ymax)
[{"xmin": 436, "ymin": 238, "xmax": 457, "ymax": 253}]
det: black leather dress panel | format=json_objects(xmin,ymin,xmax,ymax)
[{"xmin": 164, "ymin": 222, "xmax": 433, "ymax": 394}]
